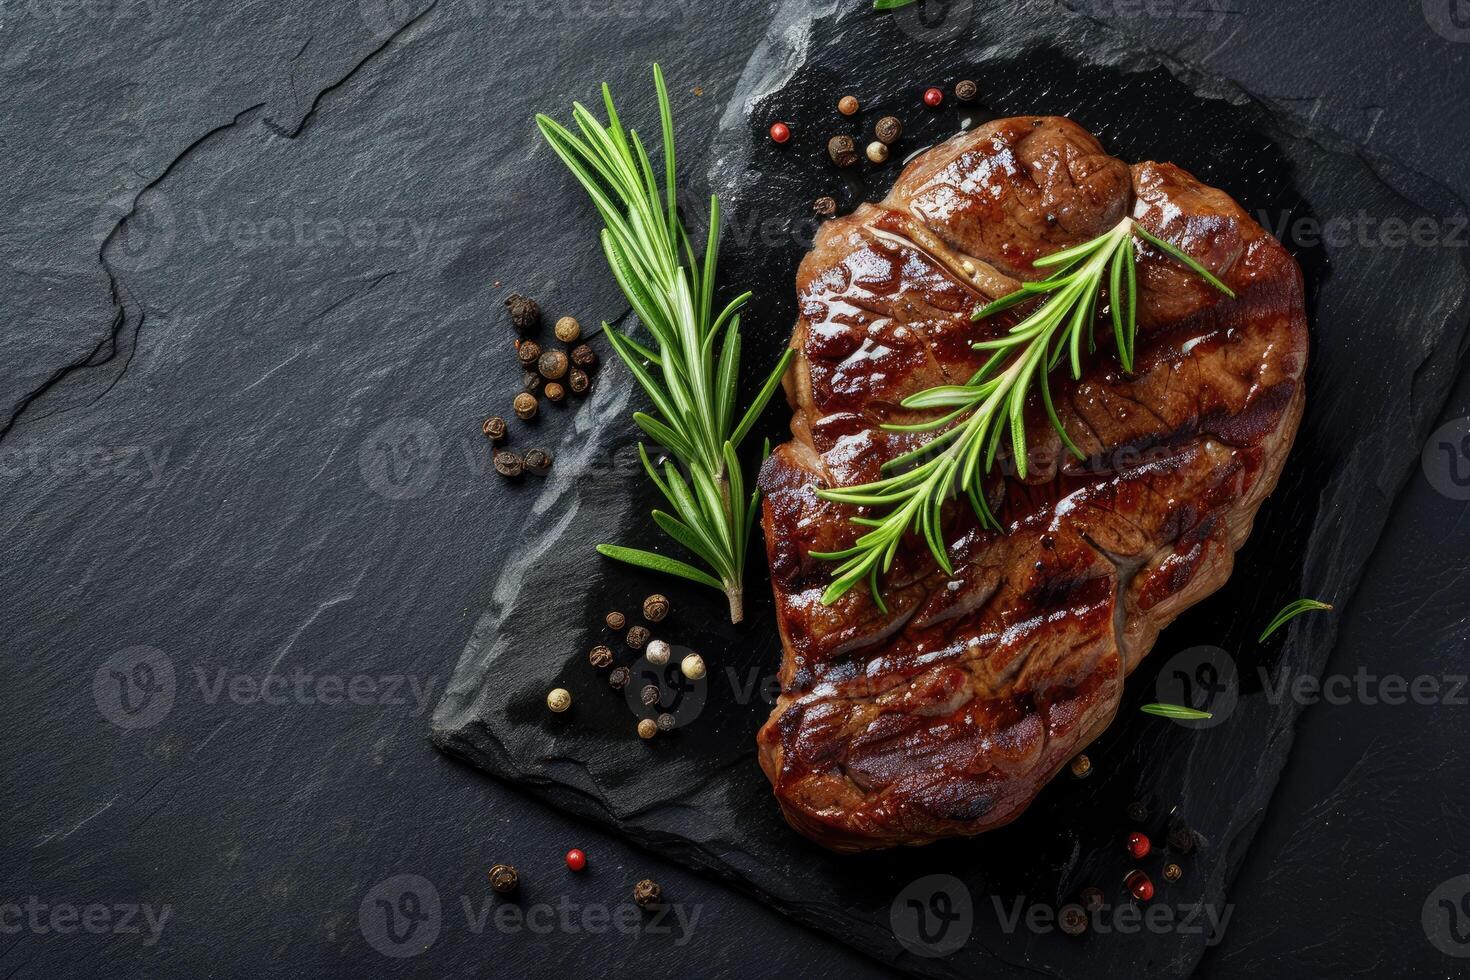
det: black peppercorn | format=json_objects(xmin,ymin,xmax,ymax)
[
  {"xmin": 1069, "ymin": 754, "xmax": 1091, "ymax": 779},
  {"xmin": 874, "ymin": 115, "xmax": 903, "ymax": 145},
  {"xmin": 1167, "ymin": 821, "xmax": 1195, "ymax": 854},
  {"xmin": 523, "ymin": 371, "xmax": 543, "ymax": 394},
  {"xmin": 1126, "ymin": 801, "xmax": 1148, "ymax": 822},
  {"xmin": 605, "ymin": 611, "xmax": 626, "ymax": 631},
  {"xmin": 482, "ymin": 416, "xmax": 507, "ymax": 443},
  {"xmin": 1163, "ymin": 862, "xmax": 1183, "ymax": 883},
  {"xmin": 826, "ymin": 134, "xmax": 859, "ymax": 168},
  {"xmin": 608, "ymin": 666, "xmax": 631, "ymax": 690},
  {"xmin": 538, "ymin": 349, "xmax": 568, "ymax": 380},
  {"xmin": 588, "ymin": 645, "xmax": 613, "ymax": 669},
  {"xmin": 505, "ymin": 293, "xmax": 540, "ymax": 333},
  {"xmin": 642, "ymin": 594, "xmax": 670, "ymax": 623},
  {"xmin": 543, "ymin": 382, "xmax": 565, "ymax": 403},
  {"xmin": 640, "ymin": 684, "xmax": 660, "ymax": 706},
  {"xmin": 570, "ymin": 344, "xmax": 597, "ymax": 369},
  {"xmin": 488, "ymin": 863, "xmax": 519, "ymax": 893},
  {"xmin": 568, "ymin": 368, "xmax": 589, "ymax": 395},
  {"xmin": 516, "ymin": 339, "xmax": 541, "ymax": 367},
  {"xmin": 954, "ymin": 79, "xmax": 978, "ymax": 102},
  {"xmin": 493, "ymin": 450, "xmax": 524, "ymax": 478},
  {"xmin": 632, "ymin": 878, "xmax": 662, "ymax": 909},
  {"xmin": 513, "ymin": 392, "xmax": 538, "ymax": 421},
  {"xmin": 1080, "ymin": 887, "xmax": 1105, "ymax": 912},
  {"xmin": 656, "ymin": 713, "xmax": 675, "ymax": 733},
  {"xmin": 813, "ymin": 195, "xmax": 837, "ymax": 217},
  {"xmin": 625, "ymin": 626, "xmax": 650, "ymax": 650},
  {"xmin": 524, "ymin": 448, "xmax": 553, "ymax": 475},
  {"xmin": 1058, "ymin": 903, "xmax": 1087, "ymax": 936}
]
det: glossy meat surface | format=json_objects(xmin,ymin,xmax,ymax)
[{"xmin": 756, "ymin": 117, "xmax": 1307, "ymax": 851}]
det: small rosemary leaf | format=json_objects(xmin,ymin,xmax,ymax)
[
  {"xmin": 596, "ymin": 545, "xmax": 724, "ymax": 590},
  {"xmin": 715, "ymin": 325, "xmax": 741, "ymax": 437},
  {"xmin": 1132, "ymin": 222, "xmax": 1236, "ymax": 299},
  {"xmin": 1031, "ymin": 235, "xmax": 1107, "ymax": 268},
  {"xmin": 730, "ymin": 348, "xmax": 796, "ymax": 450},
  {"xmin": 651, "ymin": 511, "xmax": 731, "ymax": 579},
  {"xmin": 632, "ymin": 412, "xmax": 695, "ymax": 460},
  {"xmin": 1258, "ymin": 598, "xmax": 1333, "ymax": 642},
  {"xmin": 608, "ymin": 325, "xmax": 662, "ymax": 368},
  {"xmin": 1140, "ymin": 703, "xmax": 1214, "ymax": 720},
  {"xmin": 873, "ymin": 0, "xmax": 918, "ymax": 9}
]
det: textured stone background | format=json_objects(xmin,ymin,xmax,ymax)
[{"xmin": 3, "ymin": 1, "xmax": 1468, "ymax": 976}]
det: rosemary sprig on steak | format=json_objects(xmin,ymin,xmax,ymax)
[
  {"xmin": 812, "ymin": 217, "xmax": 1234, "ymax": 609},
  {"xmin": 536, "ymin": 65, "xmax": 794, "ymax": 624}
]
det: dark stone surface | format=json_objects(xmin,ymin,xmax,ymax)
[{"xmin": 2, "ymin": 1, "xmax": 1468, "ymax": 977}]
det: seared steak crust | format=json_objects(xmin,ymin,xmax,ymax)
[{"xmin": 756, "ymin": 117, "xmax": 1307, "ymax": 852}]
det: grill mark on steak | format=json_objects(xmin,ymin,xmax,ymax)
[{"xmin": 755, "ymin": 117, "xmax": 1308, "ymax": 851}]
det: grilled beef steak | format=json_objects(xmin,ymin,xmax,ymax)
[{"xmin": 755, "ymin": 116, "xmax": 1307, "ymax": 852}]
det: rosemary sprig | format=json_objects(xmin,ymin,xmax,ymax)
[
  {"xmin": 812, "ymin": 217, "xmax": 1235, "ymax": 608},
  {"xmin": 1140, "ymin": 702, "xmax": 1214, "ymax": 720},
  {"xmin": 1257, "ymin": 598, "xmax": 1333, "ymax": 642},
  {"xmin": 536, "ymin": 65, "xmax": 795, "ymax": 624}
]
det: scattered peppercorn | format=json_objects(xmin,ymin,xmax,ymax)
[
  {"xmin": 680, "ymin": 653, "xmax": 706, "ymax": 680},
  {"xmin": 494, "ymin": 450, "xmax": 524, "ymax": 478},
  {"xmin": 524, "ymin": 448, "xmax": 553, "ymax": 476},
  {"xmin": 1163, "ymin": 862, "xmax": 1183, "ymax": 883},
  {"xmin": 1058, "ymin": 903, "xmax": 1088, "ymax": 936},
  {"xmin": 546, "ymin": 688, "xmax": 571, "ymax": 713},
  {"xmin": 865, "ymin": 140, "xmax": 889, "ymax": 164},
  {"xmin": 488, "ymin": 863, "xmax": 519, "ymax": 894},
  {"xmin": 955, "ymin": 79, "xmax": 978, "ymax": 102},
  {"xmin": 568, "ymin": 369, "xmax": 590, "ymax": 395},
  {"xmin": 513, "ymin": 392, "xmax": 538, "ymax": 420},
  {"xmin": 543, "ymin": 382, "xmax": 565, "ymax": 403},
  {"xmin": 813, "ymin": 195, "xmax": 837, "ymax": 217},
  {"xmin": 656, "ymin": 713, "xmax": 675, "ymax": 733},
  {"xmin": 565, "ymin": 849, "xmax": 587, "ymax": 872},
  {"xmin": 838, "ymin": 94, "xmax": 860, "ymax": 116},
  {"xmin": 633, "ymin": 879, "xmax": 662, "ymax": 909},
  {"xmin": 505, "ymin": 293, "xmax": 540, "ymax": 333},
  {"xmin": 523, "ymin": 371, "xmax": 543, "ymax": 394},
  {"xmin": 642, "ymin": 594, "xmax": 670, "ymax": 622},
  {"xmin": 1069, "ymin": 754, "xmax": 1091, "ymax": 779},
  {"xmin": 645, "ymin": 639, "xmax": 670, "ymax": 666},
  {"xmin": 923, "ymin": 86, "xmax": 944, "ymax": 107},
  {"xmin": 570, "ymin": 344, "xmax": 597, "ymax": 369},
  {"xmin": 517, "ymin": 339, "xmax": 542, "ymax": 366},
  {"xmin": 538, "ymin": 350, "xmax": 569, "ymax": 380},
  {"xmin": 637, "ymin": 718, "xmax": 658, "ymax": 740},
  {"xmin": 1080, "ymin": 887, "xmax": 1105, "ymax": 912},
  {"xmin": 1125, "ymin": 870, "xmax": 1154, "ymax": 902},
  {"xmin": 625, "ymin": 626, "xmax": 650, "ymax": 650},
  {"xmin": 1167, "ymin": 821, "xmax": 1196, "ymax": 854},
  {"xmin": 482, "ymin": 416, "xmax": 508, "ymax": 443},
  {"xmin": 605, "ymin": 611, "xmax": 626, "ymax": 631},
  {"xmin": 1126, "ymin": 801, "xmax": 1148, "ymax": 822},
  {"xmin": 555, "ymin": 316, "xmax": 582, "ymax": 343},
  {"xmin": 827, "ymin": 134, "xmax": 859, "ymax": 168},
  {"xmin": 1126, "ymin": 831, "xmax": 1152, "ymax": 859},
  {"xmin": 769, "ymin": 121, "xmax": 791, "ymax": 144},
  {"xmin": 588, "ymin": 645, "xmax": 613, "ymax": 669},
  {"xmin": 608, "ymin": 666, "xmax": 631, "ymax": 690},
  {"xmin": 874, "ymin": 115, "xmax": 903, "ymax": 145},
  {"xmin": 640, "ymin": 684, "xmax": 660, "ymax": 706}
]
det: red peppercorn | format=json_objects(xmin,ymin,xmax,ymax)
[
  {"xmin": 923, "ymin": 87, "xmax": 944, "ymax": 108},
  {"xmin": 1126, "ymin": 870, "xmax": 1154, "ymax": 902},
  {"xmin": 565, "ymin": 848, "xmax": 587, "ymax": 872},
  {"xmin": 1126, "ymin": 831, "xmax": 1152, "ymax": 859},
  {"xmin": 769, "ymin": 122, "xmax": 791, "ymax": 144}
]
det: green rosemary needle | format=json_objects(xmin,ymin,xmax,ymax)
[
  {"xmin": 812, "ymin": 217, "xmax": 1235, "ymax": 608},
  {"xmin": 536, "ymin": 65, "xmax": 794, "ymax": 624},
  {"xmin": 1257, "ymin": 598, "xmax": 1333, "ymax": 642},
  {"xmin": 1140, "ymin": 702, "xmax": 1214, "ymax": 720}
]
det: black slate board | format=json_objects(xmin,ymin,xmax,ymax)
[{"xmin": 433, "ymin": 3, "xmax": 1470, "ymax": 976}]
